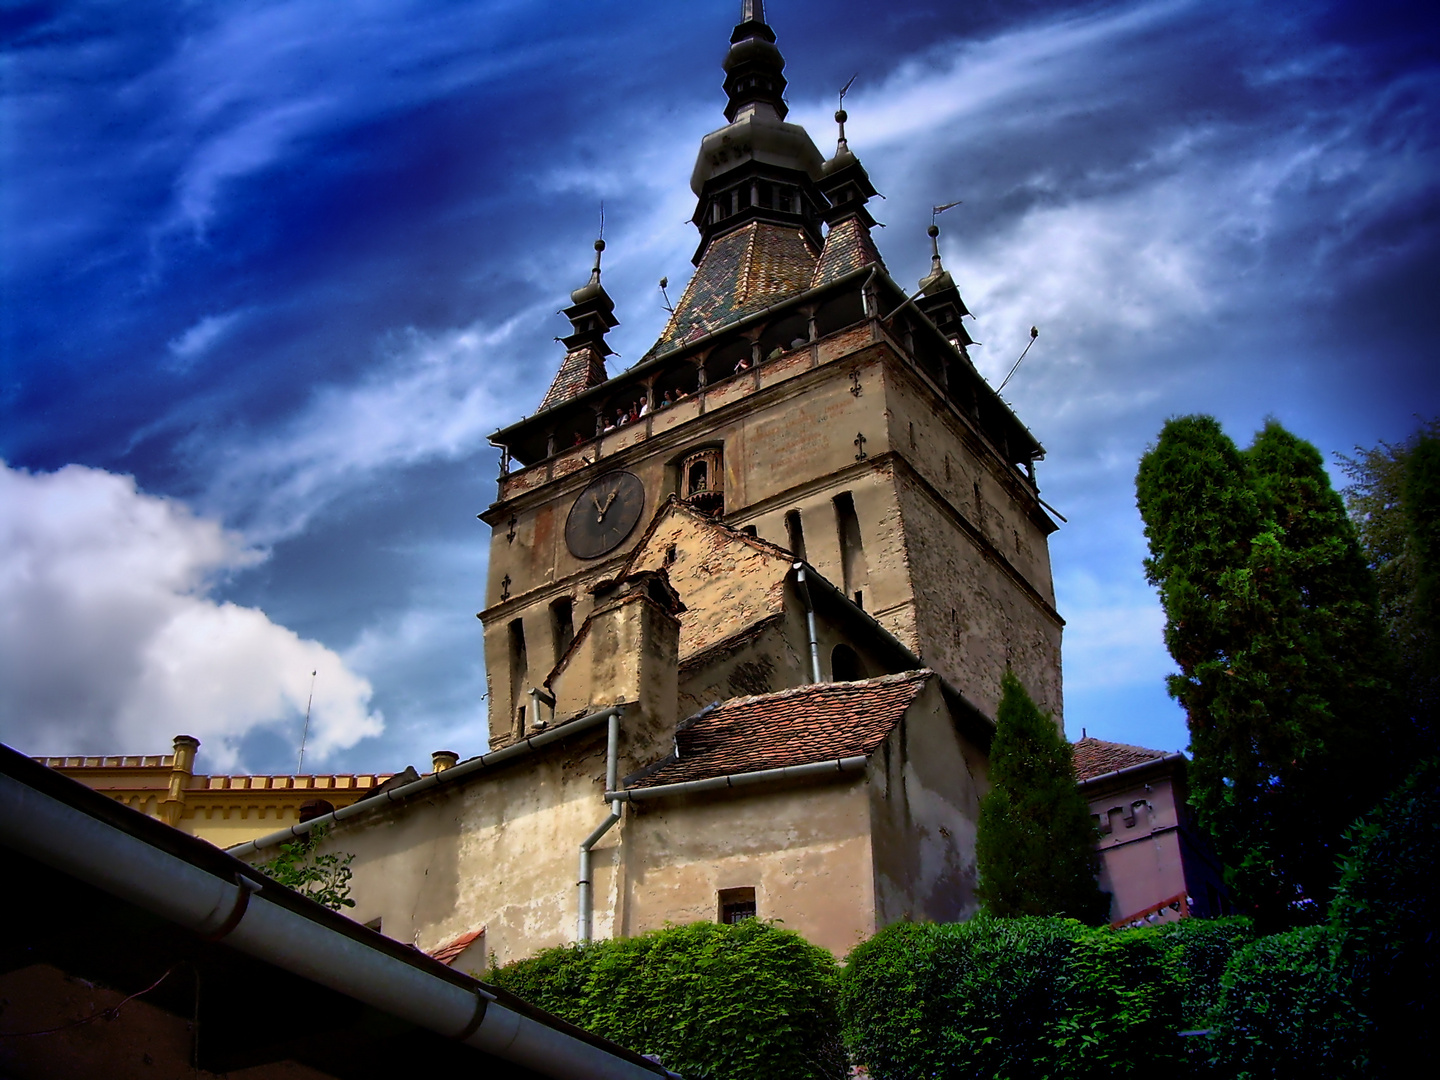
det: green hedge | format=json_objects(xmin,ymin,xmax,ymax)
[
  {"xmin": 488, "ymin": 920, "xmax": 845, "ymax": 1080},
  {"xmin": 1205, "ymin": 926, "xmax": 1367, "ymax": 1077},
  {"xmin": 839, "ymin": 916, "xmax": 1248, "ymax": 1079}
]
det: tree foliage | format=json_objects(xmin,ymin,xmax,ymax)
[
  {"xmin": 1338, "ymin": 419, "xmax": 1440, "ymax": 753},
  {"xmin": 1136, "ymin": 416, "xmax": 1397, "ymax": 924},
  {"xmin": 1330, "ymin": 756, "xmax": 1440, "ymax": 1076},
  {"xmin": 975, "ymin": 670, "xmax": 1108, "ymax": 923},
  {"xmin": 488, "ymin": 920, "xmax": 845, "ymax": 1080},
  {"xmin": 256, "ymin": 825, "xmax": 355, "ymax": 911}
]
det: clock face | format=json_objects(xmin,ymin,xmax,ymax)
[{"xmin": 565, "ymin": 471, "xmax": 646, "ymax": 560}]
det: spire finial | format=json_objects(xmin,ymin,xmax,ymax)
[
  {"xmin": 741, "ymin": 0, "xmax": 765, "ymax": 24},
  {"xmin": 835, "ymin": 73, "xmax": 858, "ymax": 152},
  {"xmin": 724, "ymin": 0, "xmax": 785, "ymax": 121}
]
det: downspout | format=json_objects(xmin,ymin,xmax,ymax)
[
  {"xmin": 793, "ymin": 562, "xmax": 824, "ymax": 684},
  {"xmin": 577, "ymin": 708, "xmax": 623, "ymax": 943}
]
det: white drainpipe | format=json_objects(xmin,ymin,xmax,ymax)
[{"xmin": 793, "ymin": 562, "xmax": 824, "ymax": 684}]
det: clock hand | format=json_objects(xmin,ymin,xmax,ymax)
[{"xmin": 596, "ymin": 491, "xmax": 617, "ymax": 522}]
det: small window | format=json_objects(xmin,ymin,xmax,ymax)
[
  {"xmin": 550, "ymin": 597, "xmax": 575, "ymax": 661},
  {"xmin": 831, "ymin": 644, "xmax": 862, "ymax": 682},
  {"xmin": 718, "ymin": 887, "xmax": 757, "ymax": 924},
  {"xmin": 664, "ymin": 544, "xmax": 678, "ymax": 566},
  {"xmin": 741, "ymin": 525, "xmax": 757, "ymax": 537}
]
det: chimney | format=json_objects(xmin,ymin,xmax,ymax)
[
  {"xmin": 432, "ymin": 750, "xmax": 459, "ymax": 773},
  {"xmin": 548, "ymin": 569, "xmax": 684, "ymax": 772},
  {"xmin": 161, "ymin": 735, "xmax": 199, "ymax": 828}
]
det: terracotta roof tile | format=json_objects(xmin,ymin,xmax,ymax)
[
  {"xmin": 811, "ymin": 217, "xmax": 885, "ymax": 288},
  {"xmin": 538, "ymin": 344, "xmax": 609, "ymax": 412},
  {"xmin": 643, "ymin": 222, "xmax": 818, "ymax": 360},
  {"xmin": 1072, "ymin": 737, "xmax": 1169, "ymax": 782},
  {"xmin": 627, "ymin": 671, "xmax": 932, "ymax": 789},
  {"xmin": 429, "ymin": 927, "xmax": 484, "ymax": 966}
]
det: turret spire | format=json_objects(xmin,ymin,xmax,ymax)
[
  {"xmin": 537, "ymin": 236, "xmax": 618, "ymax": 413},
  {"xmin": 915, "ymin": 216, "xmax": 973, "ymax": 352}
]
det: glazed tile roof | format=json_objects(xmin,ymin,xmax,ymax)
[
  {"xmin": 429, "ymin": 928, "xmax": 484, "ymax": 966},
  {"xmin": 538, "ymin": 344, "xmax": 609, "ymax": 412},
  {"xmin": 1072, "ymin": 737, "xmax": 1171, "ymax": 782},
  {"xmin": 627, "ymin": 670, "xmax": 933, "ymax": 789},
  {"xmin": 811, "ymin": 217, "xmax": 886, "ymax": 288},
  {"xmin": 642, "ymin": 222, "xmax": 818, "ymax": 360}
]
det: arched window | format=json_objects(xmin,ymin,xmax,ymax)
[
  {"xmin": 831, "ymin": 644, "xmax": 863, "ymax": 683},
  {"xmin": 680, "ymin": 448, "xmax": 724, "ymax": 517}
]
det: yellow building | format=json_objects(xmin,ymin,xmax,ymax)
[{"xmin": 33, "ymin": 734, "xmax": 392, "ymax": 849}]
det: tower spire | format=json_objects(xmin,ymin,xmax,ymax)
[{"xmin": 723, "ymin": 0, "xmax": 787, "ymax": 122}]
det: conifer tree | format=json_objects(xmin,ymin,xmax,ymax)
[
  {"xmin": 1339, "ymin": 421, "xmax": 1440, "ymax": 756},
  {"xmin": 1137, "ymin": 416, "xmax": 1397, "ymax": 925},
  {"xmin": 975, "ymin": 670, "xmax": 1107, "ymax": 923}
]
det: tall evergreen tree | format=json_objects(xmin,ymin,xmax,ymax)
[
  {"xmin": 1137, "ymin": 416, "xmax": 1397, "ymax": 926},
  {"xmin": 975, "ymin": 670, "xmax": 1107, "ymax": 923},
  {"xmin": 1338, "ymin": 420, "xmax": 1440, "ymax": 755}
]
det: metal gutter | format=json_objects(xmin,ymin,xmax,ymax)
[
  {"xmin": 0, "ymin": 765, "xmax": 671, "ymax": 1080},
  {"xmin": 604, "ymin": 755, "xmax": 869, "ymax": 803},
  {"xmin": 228, "ymin": 706, "xmax": 623, "ymax": 858},
  {"xmin": 1076, "ymin": 752, "xmax": 1186, "ymax": 792}
]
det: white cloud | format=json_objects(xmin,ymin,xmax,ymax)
[
  {"xmin": 168, "ymin": 310, "xmax": 244, "ymax": 364},
  {"xmin": 0, "ymin": 461, "xmax": 381, "ymax": 768}
]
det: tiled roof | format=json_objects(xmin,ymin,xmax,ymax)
[
  {"xmin": 642, "ymin": 222, "xmax": 818, "ymax": 360},
  {"xmin": 429, "ymin": 928, "xmax": 484, "ymax": 966},
  {"xmin": 1072, "ymin": 737, "xmax": 1170, "ymax": 782},
  {"xmin": 538, "ymin": 344, "xmax": 609, "ymax": 412},
  {"xmin": 811, "ymin": 217, "xmax": 886, "ymax": 288},
  {"xmin": 627, "ymin": 670, "xmax": 932, "ymax": 789}
]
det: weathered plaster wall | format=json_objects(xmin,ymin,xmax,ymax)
[
  {"xmin": 867, "ymin": 679, "xmax": 989, "ymax": 926},
  {"xmin": 618, "ymin": 779, "xmax": 877, "ymax": 959}
]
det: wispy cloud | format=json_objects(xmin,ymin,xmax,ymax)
[{"xmin": 168, "ymin": 310, "xmax": 244, "ymax": 366}]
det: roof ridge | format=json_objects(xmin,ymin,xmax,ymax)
[
  {"xmin": 1073, "ymin": 735, "xmax": 1166, "ymax": 756},
  {"xmin": 704, "ymin": 668, "xmax": 932, "ymax": 713}
]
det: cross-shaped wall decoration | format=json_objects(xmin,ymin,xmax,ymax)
[
  {"xmin": 854, "ymin": 432, "xmax": 868, "ymax": 461},
  {"xmin": 850, "ymin": 370, "xmax": 863, "ymax": 397},
  {"xmin": 500, "ymin": 574, "xmax": 512, "ymax": 601},
  {"xmin": 507, "ymin": 516, "xmax": 517, "ymax": 543}
]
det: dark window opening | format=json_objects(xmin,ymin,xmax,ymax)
[
  {"xmin": 703, "ymin": 338, "xmax": 751, "ymax": 384},
  {"xmin": 741, "ymin": 525, "xmax": 757, "ymax": 537},
  {"xmin": 664, "ymin": 544, "xmax": 677, "ymax": 566},
  {"xmin": 853, "ymin": 590, "xmax": 864, "ymax": 609},
  {"xmin": 550, "ymin": 598, "xmax": 574, "ymax": 662},
  {"xmin": 814, "ymin": 291, "xmax": 867, "ymax": 338},
  {"xmin": 681, "ymin": 448, "xmax": 725, "ymax": 517},
  {"xmin": 688, "ymin": 461, "xmax": 709, "ymax": 492},
  {"xmin": 759, "ymin": 313, "xmax": 810, "ymax": 359},
  {"xmin": 834, "ymin": 491, "xmax": 870, "ymax": 598},
  {"xmin": 508, "ymin": 618, "xmax": 528, "ymax": 732},
  {"xmin": 719, "ymin": 887, "xmax": 757, "ymax": 924},
  {"xmin": 831, "ymin": 644, "xmax": 862, "ymax": 682},
  {"xmin": 785, "ymin": 509, "xmax": 806, "ymax": 560}
]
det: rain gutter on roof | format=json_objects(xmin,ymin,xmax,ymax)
[
  {"xmin": 604, "ymin": 754, "xmax": 870, "ymax": 803},
  {"xmin": 0, "ymin": 762, "xmax": 672, "ymax": 1080},
  {"xmin": 1076, "ymin": 752, "xmax": 1186, "ymax": 791},
  {"xmin": 227, "ymin": 706, "xmax": 624, "ymax": 858}
]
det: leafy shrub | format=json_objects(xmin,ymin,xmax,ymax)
[
  {"xmin": 1330, "ymin": 757, "xmax": 1440, "ymax": 1075},
  {"xmin": 1206, "ymin": 926, "xmax": 1366, "ymax": 1078},
  {"xmin": 840, "ymin": 917, "xmax": 1188, "ymax": 1080},
  {"xmin": 256, "ymin": 824, "xmax": 355, "ymax": 910},
  {"xmin": 1153, "ymin": 916, "xmax": 1255, "ymax": 1029},
  {"xmin": 488, "ymin": 920, "xmax": 844, "ymax": 1080}
]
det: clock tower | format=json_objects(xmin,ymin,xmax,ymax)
[{"xmin": 478, "ymin": 1, "xmax": 1063, "ymax": 749}]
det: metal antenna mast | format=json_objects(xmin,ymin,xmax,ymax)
[{"xmin": 297, "ymin": 670, "xmax": 317, "ymax": 773}]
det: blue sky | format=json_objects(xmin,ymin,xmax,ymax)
[{"xmin": 2, "ymin": 0, "xmax": 1436, "ymax": 774}]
